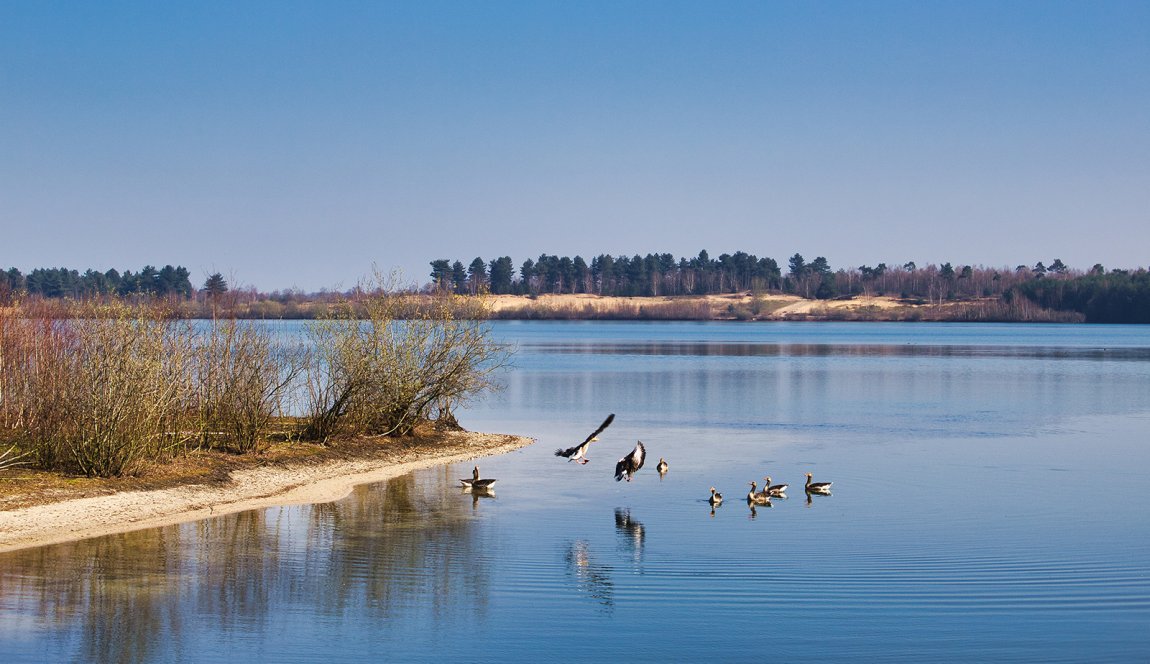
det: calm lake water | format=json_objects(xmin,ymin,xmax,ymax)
[{"xmin": 3, "ymin": 321, "xmax": 1150, "ymax": 662}]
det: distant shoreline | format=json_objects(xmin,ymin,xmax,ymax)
[
  {"xmin": 481, "ymin": 293, "xmax": 1082, "ymax": 323},
  {"xmin": 0, "ymin": 431, "xmax": 534, "ymax": 554}
]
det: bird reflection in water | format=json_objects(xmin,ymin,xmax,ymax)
[
  {"xmin": 805, "ymin": 488, "xmax": 832, "ymax": 507},
  {"xmin": 461, "ymin": 484, "xmax": 496, "ymax": 511},
  {"xmin": 564, "ymin": 540, "xmax": 614, "ymax": 612},
  {"xmin": 614, "ymin": 508, "xmax": 645, "ymax": 564}
]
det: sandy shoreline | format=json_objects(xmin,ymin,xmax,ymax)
[{"xmin": 0, "ymin": 431, "xmax": 534, "ymax": 554}]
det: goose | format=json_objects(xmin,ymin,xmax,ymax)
[
  {"xmin": 746, "ymin": 481, "xmax": 771, "ymax": 505},
  {"xmin": 460, "ymin": 465, "xmax": 496, "ymax": 490},
  {"xmin": 614, "ymin": 441, "xmax": 646, "ymax": 482},
  {"xmin": 555, "ymin": 413, "xmax": 615, "ymax": 464},
  {"xmin": 763, "ymin": 476, "xmax": 788, "ymax": 497},
  {"xmin": 656, "ymin": 458, "xmax": 668, "ymax": 474},
  {"xmin": 805, "ymin": 472, "xmax": 832, "ymax": 493},
  {"xmin": 708, "ymin": 486, "xmax": 723, "ymax": 506}
]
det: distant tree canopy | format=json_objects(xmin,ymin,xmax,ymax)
[
  {"xmin": 426, "ymin": 252, "xmax": 1147, "ymax": 321},
  {"xmin": 1013, "ymin": 270, "xmax": 1150, "ymax": 323},
  {"xmin": 0, "ymin": 264, "xmax": 194, "ymax": 302}
]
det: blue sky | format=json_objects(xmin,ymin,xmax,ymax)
[{"xmin": 2, "ymin": 1, "xmax": 1147, "ymax": 291}]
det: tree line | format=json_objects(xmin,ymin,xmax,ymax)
[
  {"xmin": 429, "ymin": 251, "xmax": 1121, "ymax": 302},
  {"xmin": 0, "ymin": 265, "xmax": 232, "ymax": 305},
  {"xmin": 1013, "ymin": 269, "xmax": 1150, "ymax": 323}
]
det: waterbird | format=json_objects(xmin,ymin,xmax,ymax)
[
  {"xmin": 747, "ymin": 481, "xmax": 771, "ymax": 505},
  {"xmin": 656, "ymin": 458, "xmax": 668, "ymax": 474},
  {"xmin": 805, "ymin": 472, "xmax": 832, "ymax": 493},
  {"xmin": 555, "ymin": 413, "xmax": 615, "ymax": 464},
  {"xmin": 708, "ymin": 487, "xmax": 723, "ymax": 506},
  {"xmin": 460, "ymin": 465, "xmax": 497, "ymax": 490},
  {"xmin": 614, "ymin": 441, "xmax": 646, "ymax": 482},
  {"xmin": 763, "ymin": 476, "xmax": 788, "ymax": 497}
]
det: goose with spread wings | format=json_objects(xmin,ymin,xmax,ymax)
[
  {"xmin": 614, "ymin": 441, "xmax": 646, "ymax": 482},
  {"xmin": 555, "ymin": 413, "xmax": 615, "ymax": 464}
]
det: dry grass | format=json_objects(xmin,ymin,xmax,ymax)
[{"xmin": 0, "ymin": 420, "xmax": 463, "ymax": 512}]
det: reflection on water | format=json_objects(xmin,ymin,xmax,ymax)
[
  {"xmin": 536, "ymin": 341, "xmax": 1150, "ymax": 361},
  {"xmin": 0, "ymin": 473, "xmax": 495, "ymax": 662},
  {"xmin": 564, "ymin": 540, "xmax": 614, "ymax": 613},
  {"xmin": 614, "ymin": 508, "xmax": 645, "ymax": 564},
  {"xmin": 3, "ymin": 321, "xmax": 1150, "ymax": 661}
]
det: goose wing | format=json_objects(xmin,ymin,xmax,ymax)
[
  {"xmin": 581, "ymin": 413, "xmax": 615, "ymax": 445},
  {"xmin": 555, "ymin": 413, "xmax": 615, "ymax": 458},
  {"xmin": 554, "ymin": 442, "xmax": 586, "ymax": 458}
]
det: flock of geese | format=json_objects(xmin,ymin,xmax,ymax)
[
  {"xmin": 462, "ymin": 413, "xmax": 835, "ymax": 508},
  {"xmin": 708, "ymin": 472, "xmax": 832, "ymax": 508}
]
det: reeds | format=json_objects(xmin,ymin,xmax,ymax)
[{"xmin": 0, "ymin": 300, "xmax": 308, "ymax": 476}]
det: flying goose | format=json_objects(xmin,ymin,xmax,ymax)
[
  {"xmin": 763, "ymin": 476, "xmax": 788, "ymax": 497},
  {"xmin": 805, "ymin": 472, "xmax": 832, "ymax": 493},
  {"xmin": 614, "ymin": 441, "xmax": 646, "ymax": 482},
  {"xmin": 555, "ymin": 413, "xmax": 615, "ymax": 464},
  {"xmin": 460, "ymin": 465, "xmax": 496, "ymax": 490}
]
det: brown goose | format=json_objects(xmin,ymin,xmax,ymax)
[
  {"xmin": 763, "ymin": 476, "xmax": 788, "ymax": 496},
  {"xmin": 805, "ymin": 472, "xmax": 832, "ymax": 493},
  {"xmin": 747, "ymin": 481, "xmax": 771, "ymax": 505},
  {"xmin": 460, "ymin": 465, "xmax": 496, "ymax": 490},
  {"xmin": 614, "ymin": 441, "xmax": 646, "ymax": 482},
  {"xmin": 555, "ymin": 413, "xmax": 615, "ymax": 464}
]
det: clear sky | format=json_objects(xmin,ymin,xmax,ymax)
[{"xmin": 2, "ymin": 1, "xmax": 1147, "ymax": 292}]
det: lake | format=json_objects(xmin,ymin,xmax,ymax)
[{"xmin": 2, "ymin": 321, "xmax": 1149, "ymax": 661}]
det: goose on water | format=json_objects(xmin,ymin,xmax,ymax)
[
  {"xmin": 747, "ymin": 481, "xmax": 771, "ymax": 505},
  {"xmin": 805, "ymin": 472, "xmax": 832, "ymax": 493},
  {"xmin": 614, "ymin": 441, "xmax": 646, "ymax": 482},
  {"xmin": 656, "ymin": 458, "xmax": 668, "ymax": 474},
  {"xmin": 708, "ymin": 487, "xmax": 723, "ymax": 506},
  {"xmin": 555, "ymin": 413, "xmax": 615, "ymax": 464},
  {"xmin": 460, "ymin": 465, "xmax": 496, "ymax": 490},
  {"xmin": 763, "ymin": 476, "xmax": 788, "ymax": 497}
]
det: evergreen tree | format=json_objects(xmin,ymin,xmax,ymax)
[
  {"xmin": 203, "ymin": 273, "xmax": 229, "ymax": 298},
  {"xmin": 451, "ymin": 261, "xmax": 467, "ymax": 294},
  {"xmin": 467, "ymin": 257, "xmax": 487, "ymax": 294}
]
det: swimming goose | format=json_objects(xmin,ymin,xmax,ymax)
[
  {"xmin": 656, "ymin": 458, "xmax": 668, "ymax": 474},
  {"xmin": 805, "ymin": 472, "xmax": 832, "ymax": 493},
  {"xmin": 747, "ymin": 481, "xmax": 771, "ymax": 505},
  {"xmin": 460, "ymin": 465, "xmax": 497, "ymax": 490},
  {"xmin": 763, "ymin": 476, "xmax": 788, "ymax": 496},
  {"xmin": 555, "ymin": 413, "xmax": 615, "ymax": 464},
  {"xmin": 708, "ymin": 487, "xmax": 723, "ymax": 506},
  {"xmin": 614, "ymin": 441, "xmax": 646, "ymax": 482}
]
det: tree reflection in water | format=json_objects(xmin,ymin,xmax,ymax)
[{"xmin": 0, "ymin": 471, "xmax": 494, "ymax": 662}]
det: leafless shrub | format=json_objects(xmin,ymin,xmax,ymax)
[
  {"xmin": 191, "ymin": 319, "xmax": 306, "ymax": 454},
  {"xmin": 301, "ymin": 271, "xmax": 510, "ymax": 441}
]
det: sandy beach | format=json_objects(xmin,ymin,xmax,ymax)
[
  {"xmin": 0, "ymin": 431, "xmax": 534, "ymax": 554},
  {"xmin": 488, "ymin": 292, "xmax": 911, "ymax": 319}
]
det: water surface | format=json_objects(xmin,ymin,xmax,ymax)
[{"xmin": 2, "ymin": 321, "xmax": 1149, "ymax": 661}]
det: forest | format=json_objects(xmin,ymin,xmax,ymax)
[
  {"xmin": 0, "ymin": 265, "xmax": 195, "ymax": 300},
  {"xmin": 430, "ymin": 252, "xmax": 1150, "ymax": 323},
  {"xmin": 2, "ymin": 253, "xmax": 1148, "ymax": 323}
]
